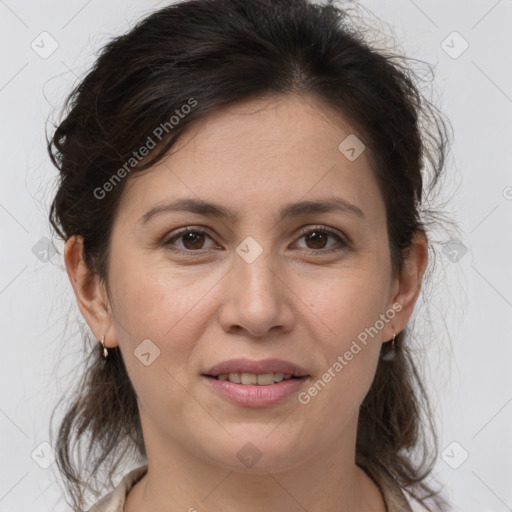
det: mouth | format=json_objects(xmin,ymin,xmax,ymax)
[
  {"xmin": 201, "ymin": 358, "xmax": 310, "ymax": 407},
  {"xmin": 204, "ymin": 372, "xmax": 303, "ymax": 385},
  {"xmin": 202, "ymin": 373, "xmax": 309, "ymax": 407},
  {"xmin": 203, "ymin": 358, "xmax": 310, "ymax": 383}
]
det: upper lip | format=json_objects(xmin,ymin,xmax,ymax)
[{"xmin": 203, "ymin": 358, "xmax": 310, "ymax": 377}]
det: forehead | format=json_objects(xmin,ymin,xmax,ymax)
[{"xmin": 118, "ymin": 93, "xmax": 385, "ymax": 228}]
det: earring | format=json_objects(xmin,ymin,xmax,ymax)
[
  {"xmin": 100, "ymin": 335, "xmax": 108, "ymax": 359},
  {"xmin": 380, "ymin": 332, "xmax": 396, "ymax": 362}
]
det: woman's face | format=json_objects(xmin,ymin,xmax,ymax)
[{"xmin": 81, "ymin": 93, "xmax": 420, "ymax": 472}]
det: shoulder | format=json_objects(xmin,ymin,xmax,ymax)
[
  {"xmin": 88, "ymin": 462, "xmax": 431, "ymax": 512},
  {"xmin": 87, "ymin": 465, "xmax": 148, "ymax": 512}
]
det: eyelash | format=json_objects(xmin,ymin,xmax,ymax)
[{"xmin": 161, "ymin": 225, "xmax": 349, "ymax": 255}]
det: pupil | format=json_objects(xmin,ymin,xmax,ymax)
[
  {"xmin": 307, "ymin": 231, "xmax": 326, "ymax": 249},
  {"xmin": 184, "ymin": 232, "xmax": 204, "ymax": 249},
  {"xmin": 181, "ymin": 231, "xmax": 328, "ymax": 251}
]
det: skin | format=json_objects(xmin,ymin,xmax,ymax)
[{"xmin": 65, "ymin": 93, "xmax": 427, "ymax": 512}]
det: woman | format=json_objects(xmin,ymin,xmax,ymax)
[{"xmin": 47, "ymin": 0, "xmax": 453, "ymax": 510}]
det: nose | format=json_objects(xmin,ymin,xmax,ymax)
[{"xmin": 218, "ymin": 249, "xmax": 295, "ymax": 339}]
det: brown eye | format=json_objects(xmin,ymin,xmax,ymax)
[
  {"xmin": 294, "ymin": 227, "xmax": 348, "ymax": 253},
  {"xmin": 163, "ymin": 228, "xmax": 216, "ymax": 252},
  {"xmin": 162, "ymin": 225, "xmax": 348, "ymax": 255},
  {"xmin": 181, "ymin": 231, "xmax": 206, "ymax": 250},
  {"xmin": 304, "ymin": 230, "xmax": 329, "ymax": 250}
]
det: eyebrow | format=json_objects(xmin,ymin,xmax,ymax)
[{"xmin": 138, "ymin": 196, "xmax": 366, "ymax": 225}]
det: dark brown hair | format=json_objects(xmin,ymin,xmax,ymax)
[{"xmin": 47, "ymin": 0, "xmax": 453, "ymax": 510}]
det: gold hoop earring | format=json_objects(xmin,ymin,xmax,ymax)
[{"xmin": 100, "ymin": 335, "xmax": 108, "ymax": 359}]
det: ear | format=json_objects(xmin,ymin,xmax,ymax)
[
  {"xmin": 383, "ymin": 230, "xmax": 428, "ymax": 340},
  {"xmin": 64, "ymin": 235, "xmax": 117, "ymax": 349}
]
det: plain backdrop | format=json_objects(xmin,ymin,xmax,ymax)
[{"xmin": 1, "ymin": 0, "xmax": 511, "ymax": 511}]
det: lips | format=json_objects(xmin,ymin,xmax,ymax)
[{"xmin": 203, "ymin": 358, "xmax": 310, "ymax": 378}]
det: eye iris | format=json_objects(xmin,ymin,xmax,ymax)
[
  {"xmin": 172, "ymin": 229, "xmax": 337, "ymax": 252},
  {"xmin": 306, "ymin": 231, "xmax": 328, "ymax": 249},
  {"xmin": 182, "ymin": 231, "xmax": 205, "ymax": 250}
]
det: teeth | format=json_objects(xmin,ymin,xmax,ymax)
[
  {"xmin": 256, "ymin": 373, "xmax": 275, "ymax": 385},
  {"xmin": 228, "ymin": 372, "xmax": 241, "ymax": 383},
  {"xmin": 216, "ymin": 372, "xmax": 294, "ymax": 385},
  {"xmin": 241, "ymin": 373, "xmax": 257, "ymax": 385}
]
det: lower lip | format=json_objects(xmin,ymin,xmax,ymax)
[{"xmin": 203, "ymin": 376, "xmax": 309, "ymax": 407}]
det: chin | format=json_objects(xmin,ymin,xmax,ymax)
[{"xmin": 199, "ymin": 432, "xmax": 311, "ymax": 474}]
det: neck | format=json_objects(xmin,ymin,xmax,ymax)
[{"xmin": 125, "ymin": 420, "xmax": 386, "ymax": 512}]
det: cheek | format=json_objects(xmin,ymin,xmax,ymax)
[
  {"xmin": 294, "ymin": 266, "xmax": 387, "ymax": 410},
  {"xmin": 298, "ymin": 325, "xmax": 381, "ymax": 429},
  {"xmin": 299, "ymin": 263, "xmax": 390, "ymax": 344},
  {"xmin": 106, "ymin": 251, "xmax": 225, "ymax": 420},
  {"xmin": 109, "ymin": 248, "xmax": 219, "ymax": 350},
  {"xmin": 108, "ymin": 256, "xmax": 213, "ymax": 429}
]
